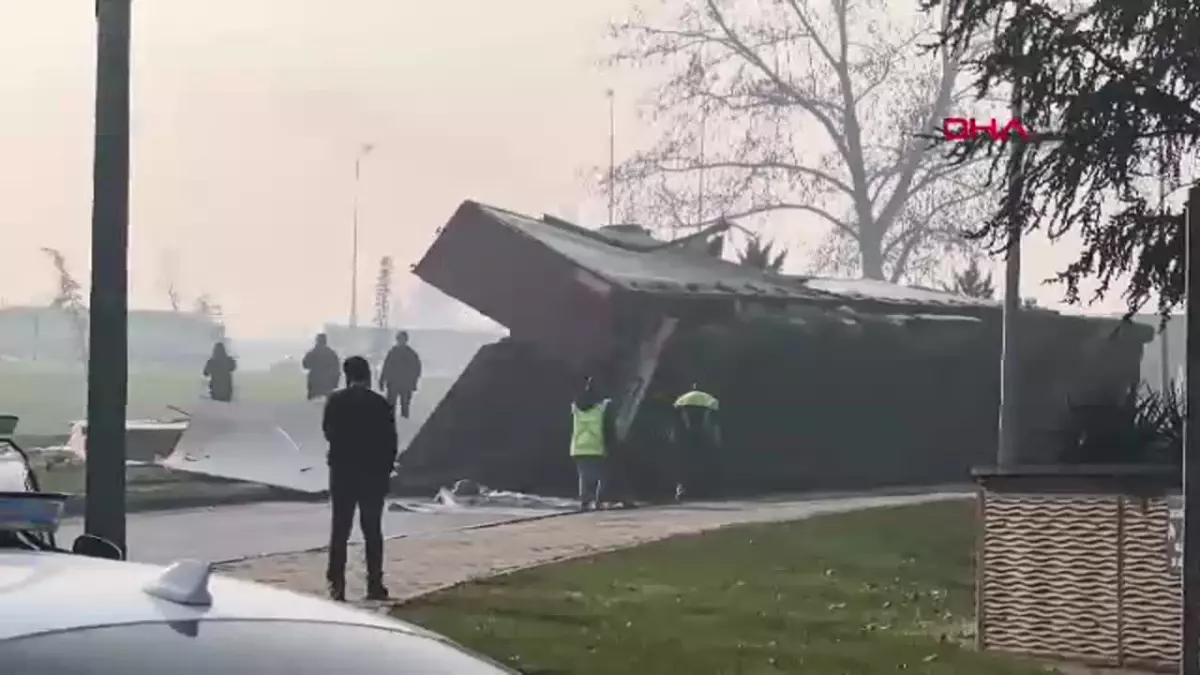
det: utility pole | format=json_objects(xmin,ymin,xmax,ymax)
[
  {"xmin": 349, "ymin": 142, "xmax": 374, "ymax": 328},
  {"xmin": 697, "ymin": 100, "xmax": 707, "ymax": 230},
  {"xmin": 85, "ymin": 0, "xmax": 132, "ymax": 555},
  {"xmin": 696, "ymin": 49, "xmax": 707, "ymax": 230},
  {"xmin": 996, "ymin": 79, "xmax": 1026, "ymax": 468},
  {"xmin": 1160, "ymin": 175, "xmax": 1172, "ymax": 393},
  {"xmin": 606, "ymin": 89, "xmax": 615, "ymax": 227},
  {"xmin": 1182, "ymin": 184, "xmax": 1200, "ymax": 675}
]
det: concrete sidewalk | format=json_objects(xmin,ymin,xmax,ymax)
[{"xmin": 215, "ymin": 491, "xmax": 970, "ymax": 605}]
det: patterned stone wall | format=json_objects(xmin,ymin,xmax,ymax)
[{"xmin": 979, "ymin": 489, "xmax": 1180, "ymax": 670}]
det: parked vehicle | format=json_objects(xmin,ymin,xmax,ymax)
[{"xmin": 0, "ymin": 414, "xmax": 515, "ymax": 675}]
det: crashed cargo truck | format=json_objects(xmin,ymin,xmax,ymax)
[{"xmin": 393, "ymin": 200, "xmax": 1150, "ymax": 499}]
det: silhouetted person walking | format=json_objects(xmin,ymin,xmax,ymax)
[
  {"xmin": 202, "ymin": 342, "xmax": 237, "ymax": 402},
  {"xmin": 380, "ymin": 330, "xmax": 422, "ymax": 419},
  {"xmin": 322, "ymin": 356, "xmax": 397, "ymax": 602},
  {"xmin": 302, "ymin": 333, "xmax": 340, "ymax": 400}
]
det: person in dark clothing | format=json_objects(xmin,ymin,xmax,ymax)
[
  {"xmin": 302, "ymin": 333, "xmax": 341, "ymax": 400},
  {"xmin": 321, "ymin": 356, "xmax": 398, "ymax": 602},
  {"xmin": 671, "ymin": 384, "xmax": 722, "ymax": 501},
  {"xmin": 202, "ymin": 342, "xmax": 237, "ymax": 402},
  {"xmin": 379, "ymin": 331, "xmax": 422, "ymax": 419}
]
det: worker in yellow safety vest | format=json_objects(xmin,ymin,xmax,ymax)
[
  {"xmin": 570, "ymin": 378, "xmax": 614, "ymax": 511},
  {"xmin": 671, "ymin": 384, "xmax": 721, "ymax": 501}
]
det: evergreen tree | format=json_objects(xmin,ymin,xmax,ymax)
[
  {"xmin": 926, "ymin": 0, "xmax": 1199, "ymax": 316},
  {"xmin": 945, "ymin": 259, "xmax": 996, "ymax": 298},
  {"xmin": 737, "ymin": 236, "xmax": 788, "ymax": 273},
  {"xmin": 372, "ymin": 256, "xmax": 395, "ymax": 364}
]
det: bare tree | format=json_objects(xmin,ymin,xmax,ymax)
[
  {"xmin": 194, "ymin": 293, "xmax": 223, "ymax": 324},
  {"xmin": 605, "ymin": 0, "xmax": 991, "ymax": 282},
  {"xmin": 166, "ymin": 283, "xmax": 181, "ymax": 312},
  {"xmin": 158, "ymin": 250, "xmax": 183, "ymax": 312},
  {"xmin": 193, "ymin": 293, "xmax": 225, "ymax": 342},
  {"xmin": 40, "ymin": 247, "xmax": 89, "ymax": 364}
]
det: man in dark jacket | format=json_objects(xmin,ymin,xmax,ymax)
[
  {"xmin": 321, "ymin": 356, "xmax": 397, "ymax": 602},
  {"xmin": 302, "ymin": 333, "xmax": 340, "ymax": 400},
  {"xmin": 379, "ymin": 331, "xmax": 422, "ymax": 419},
  {"xmin": 202, "ymin": 342, "xmax": 237, "ymax": 402}
]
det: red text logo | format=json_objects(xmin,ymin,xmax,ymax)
[{"xmin": 943, "ymin": 118, "xmax": 1031, "ymax": 142}]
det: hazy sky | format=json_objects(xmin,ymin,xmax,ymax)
[{"xmin": 0, "ymin": 0, "xmax": 1132, "ymax": 340}]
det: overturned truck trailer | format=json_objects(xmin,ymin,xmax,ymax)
[{"xmin": 395, "ymin": 200, "xmax": 1152, "ymax": 498}]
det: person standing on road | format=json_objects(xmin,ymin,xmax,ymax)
[
  {"xmin": 570, "ymin": 377, "xmax": 615, "ymax": 511},
  {"xmin": 202, "ymin": 342, "xmax": 237, "ymax": 402},
  {"xmin": 302, "ymin": 333, "xmax": 341, "ymax": 400},
  {"xmin": 379, "ymin": 331, "xmax": 422, "ymax": 419},
  {"xmin": 671, "ymin": 384, "xmax": 722, "ymax": 501},
  {"xmin": 321, "ymin": 356, "xmax": 398, "ymax": 602}
]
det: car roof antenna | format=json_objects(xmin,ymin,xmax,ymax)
[{"xmin": 143, "ymin": 559, "xmax": 214, "ymax": 607}]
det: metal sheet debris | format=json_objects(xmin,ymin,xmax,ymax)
[
  {"xmin": 67, "ymin": 419, "xmax": 188, "ymax": 464},
  {"xmin": 162, "ymin": 373, "xmax": 468, "ymax": 494},
  {"xmin": 431, "ymin": 479, "xmax": 577, "ymax": 511},
  {"xmin": 162, "ymin": 400, "xmax": 328, "ymax": 493}
]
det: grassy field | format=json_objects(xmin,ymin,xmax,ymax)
[
  {"xmin": 3, "ymin": 360, "xmax": 458, "ymax": 510},
  {"xmin": 1, "ymin": 361, "xmax": 459, "ymax": 436},
  {"xmin": 394, "ymin": 501, "xmax": 1054, "ymax": 675},
  {"xmin": 0, "ymin": 361, "xmax": 304, "ymax": 435}
]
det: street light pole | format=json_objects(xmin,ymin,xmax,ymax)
[
  {"xmin": 696, "ymin": 49, "xmax": 707, "ymax": 230},
  {"xmin": 996, "ymin": 79, "xmax": 1026, "ymax": 468},
  {"xmin": 85, "ymin": 0, "xmax": 132, "ymax": 554},
  {"xmin": 1160, "ymin": 175, "xmax": 1172, "ymax": 393},
  {"xmin": 1181, "ymin": 185, "xmax": 1200, "ymax": 675},
  {"xmin": 349, "ymin": 142, "xmax": 374, "ymax": 328},
  {"xmin": 606, "ymin": 90, "xmax": 615, "ymax": 228}
]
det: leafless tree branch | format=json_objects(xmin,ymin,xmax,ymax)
[{"xmin": 600, "ymin": 0, "xmax": 1000, "ymax": 283}]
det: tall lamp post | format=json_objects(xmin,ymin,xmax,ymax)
[
  {"xmin": 1182, "ymin": 184, "xmax": 1200, "ymax": 675},
  {"xmin": 996, "ymin": 78, "xmax": 1027, "ymax": 468},
  {"xmin": 85, "ymin": 0, "xmax": 133, "ymax": 555},
  {"xmin": 606, "ymin": 90, "xmax": 615, "ymax": 228},
  {"xmin": 349, "ymin": 142, "xmax": 374, "ymax": 328}
]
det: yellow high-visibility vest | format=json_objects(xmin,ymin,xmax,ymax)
[
  {"xmin": 674, "ymin": 390, "xmax": 719, "ymax": 411},
  {"xmin": 570, "ymin": 399, "xmax": 609, "ymax": 458}
]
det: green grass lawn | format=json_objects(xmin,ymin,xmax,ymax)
[
  {"xmin": 0, "ymin": 361, "xmax": 304, "ymax": 435},
  {"xmin": 394, "ymin": 501, "xmax": 1055, "ymax": 675},
  {"xmin": 1, "ymin": 361, "xmax": 457, "ymax": 436},
  {"xmin": 2, "ymin": 361, "xmax": 458, "ymax": 509}
]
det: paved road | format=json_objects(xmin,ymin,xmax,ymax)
[{"xmin": 57, "ymin": 500, "xmax": 566, "ymax": 565}]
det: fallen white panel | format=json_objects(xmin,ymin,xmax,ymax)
[
  {"xmin": 162, "ymin": 400, "xmax": 328, "ymax": 494},
  {"xmin": 161, "ymin": 373, "xmax": 466, "ymax": 494},
  {"xmin": 67, "ymin": 419, "xmax": 188, "ymax": 464}
]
